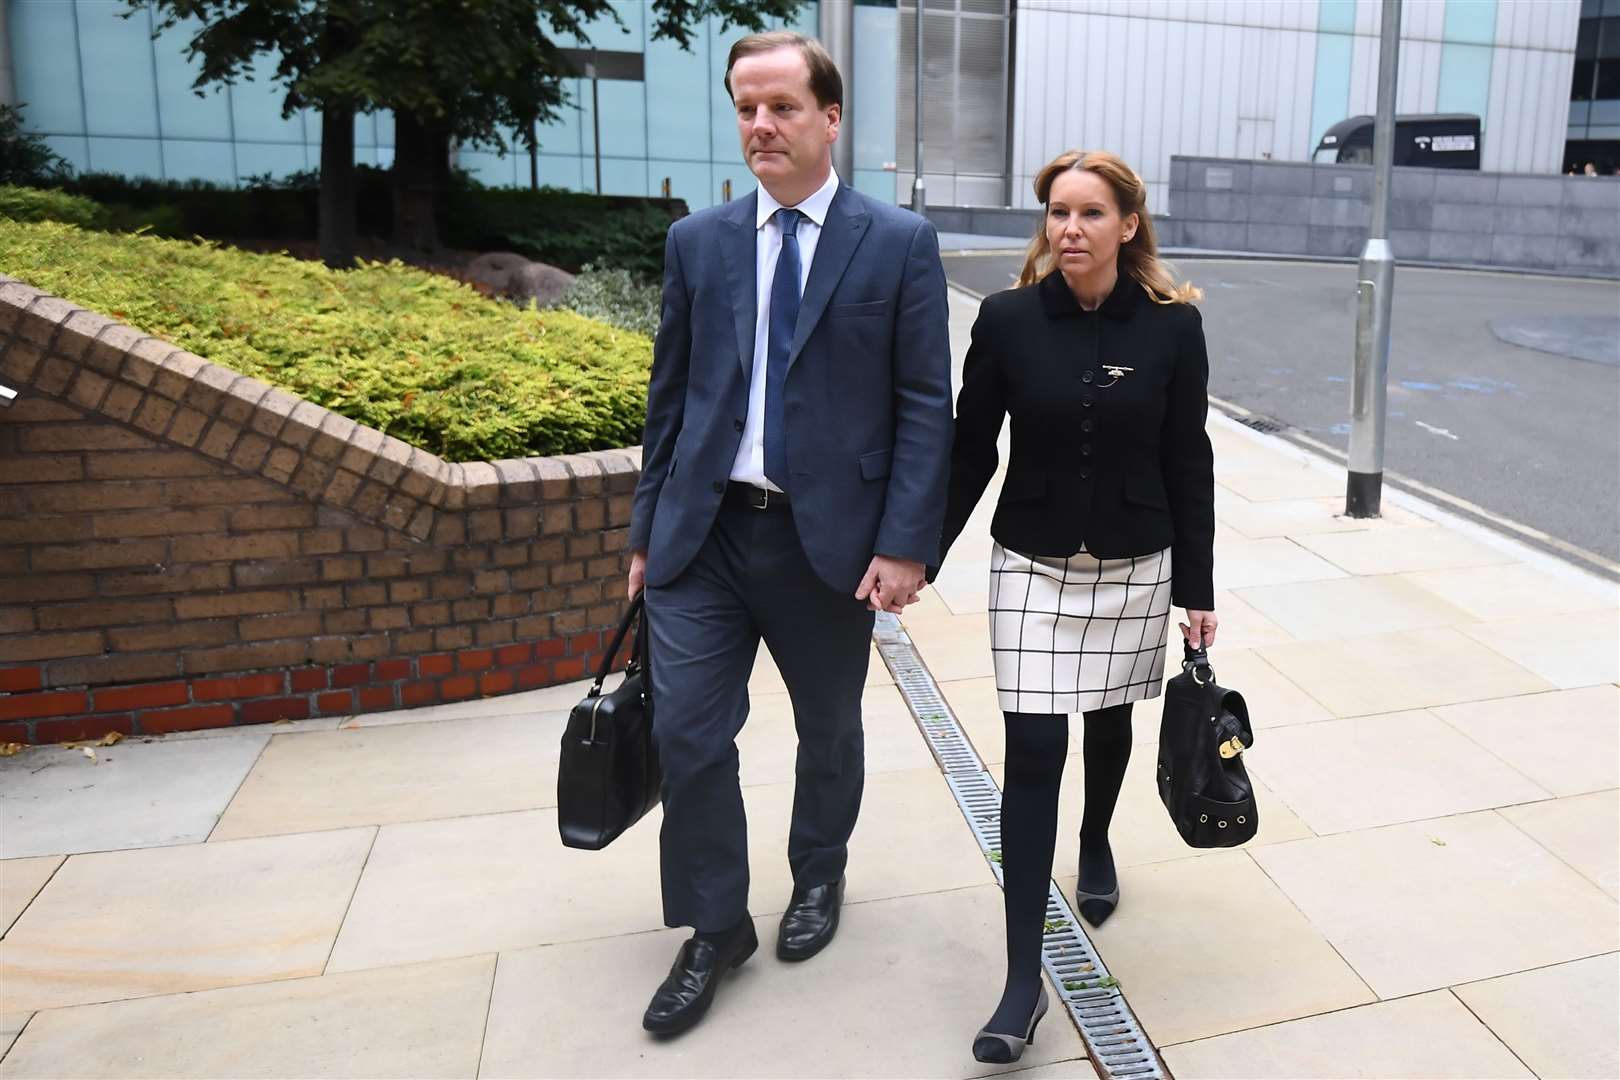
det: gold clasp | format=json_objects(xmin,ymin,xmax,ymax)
[{"xmin": 1218, "ymin": 735, "xmax": 1245, "ymax": 759}]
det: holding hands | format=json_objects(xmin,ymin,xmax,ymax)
[{"xmin": 856, "ymin": 555, "xmax": 928, "ymax": 614}]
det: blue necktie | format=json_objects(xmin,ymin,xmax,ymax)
[{"xmin": 763, "ymin": 208, "xmax": 802, "ymax": 491}]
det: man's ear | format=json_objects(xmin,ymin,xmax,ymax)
[{"xmin": 826, "ymin": 103, "xmax": 841, "ymax": 142}]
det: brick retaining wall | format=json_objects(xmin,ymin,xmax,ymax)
[{"xmin": 0, "ymin": 275, "xmax": 641, "ymax": 742}]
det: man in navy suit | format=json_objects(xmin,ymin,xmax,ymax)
[{"xmin": 627, "ymin": 31, "xmax": 953, "ymax": 1035}]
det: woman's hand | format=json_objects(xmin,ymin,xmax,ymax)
[{"xmin": 1179, "ymin": 609, "xmax": 1218, "ymax": 649}]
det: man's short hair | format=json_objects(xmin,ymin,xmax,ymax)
[{"xmin": 724, "ymin": 31, "xmax": 843, "ymax": 110}]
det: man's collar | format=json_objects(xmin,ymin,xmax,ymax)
[{"xmin": 757, "ymin": 169, "xmax": 840, "ymax": 230}]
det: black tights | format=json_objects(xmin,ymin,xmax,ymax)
[{"xmin": 981, "ymin": 703, "xmax": 1133, "ymax": 1039}]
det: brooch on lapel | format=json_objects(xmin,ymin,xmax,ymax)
[{"xmin": 1099, "ymin": 365, "xmax": 1134, "ymax": 388}]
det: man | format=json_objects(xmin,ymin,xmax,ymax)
[{"xmin": 627, "ymin": 31, "xmax": 952, "ymax": 1035}]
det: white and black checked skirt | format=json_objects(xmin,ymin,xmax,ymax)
[{"xmin": 988, "ymin": 542, "xmax": 1174, "ymax": 714}]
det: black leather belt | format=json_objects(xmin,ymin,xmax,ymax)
[{"xmin": 724, "ymin": 481, "xmax": 791, "ymax": 510}]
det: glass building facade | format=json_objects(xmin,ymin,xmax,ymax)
[{"xmin": 4, "ymin": 0, "xmax": 911, "ymax": 211}]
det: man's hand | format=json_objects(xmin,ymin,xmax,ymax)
[
  {"xmin": 856, "ymin": 555, "xmax": 927, "ymax": 614},
  {"xmin": 628, "ymin": 550, "xmax": 648, "ymax": 600},
  {"xmin": 1179, "ymin": 609, "xmax": 1218, "ymax": 649}
]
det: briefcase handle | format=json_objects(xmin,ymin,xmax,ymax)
[{"xmin": 590, "ymin": 594, "xmax": 645, "ymax": 695}]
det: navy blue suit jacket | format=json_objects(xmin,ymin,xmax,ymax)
[{"xmin": 629, "ymin": 183, "xmax": 954, "ymax": 595}]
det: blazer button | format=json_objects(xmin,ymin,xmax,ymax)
[
  {"xmin": 1081, "ymin": 419, "xmax": 1095, "ymax": 432},
  {"xmin": 1079, "ymin": 444, "xmax": 1093, "ymax": 457},
  {"xmin": 712, "ymin": 481, "xmax": 725, "ymax": 494},
  {"xmin": 1079, "ymin": 467, "xmax": 1092, "ymax": 480},
  {"xmin": 734, "ymin": 419, "xmax": 744, "ymax": 432},
  {"xmin": 1082, "ymin": 395, "xmax": 1094, "ymax": 407},
  {"xmin": 1081, "ymin": 371, "xmax": 1095, "ymax": 384}
]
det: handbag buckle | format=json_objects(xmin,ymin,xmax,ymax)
[{"xmin": 1218, "ymin": 735, "xmax": 1245, "ymax": 759}]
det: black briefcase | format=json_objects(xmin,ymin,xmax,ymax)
[
  {"xmin": 557, "ymin": 595, "xmax": 660, "ymax": 850},
  {"xmin": 1156, "ymin": 644, "xmax": 1259, "ymax": 848}
]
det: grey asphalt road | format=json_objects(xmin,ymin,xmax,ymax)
[{"xmin": 943, "ymin": 254, "xmax": 1620, "ymax": 572}]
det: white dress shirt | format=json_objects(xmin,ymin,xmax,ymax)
[{"xmin": 729, "ymin": 169, "xmax": 841, "ymax": 490}]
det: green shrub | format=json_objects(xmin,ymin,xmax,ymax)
[
  {"xmin": 55, "ymin": 169, "xmax": 683, "ymax": 279},
  {"xmin": 0, "ymin": 105, "xmax": 72, "ymax": 187},
  {"xmin": 1, "ymin": 220, "xmax": 652, "ymax": 462},
  {"xmin": 450, "ymin": 184, "xmax": 680, "ymax": 281},
  {"xmin": 554, "ymin": 262, "xmax": 661, "ymax": 337},
  {"xmin": 0, "ymin": 185, "xmax": 105, "ymax": 228}
]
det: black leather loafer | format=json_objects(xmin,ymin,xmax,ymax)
[
  {"xmin": 776, "ymin": 876, "xmax": 845, "ymax": 961},
  {"xmin": 642, "ymin": 918, "xmax": 758, "ymax": 1036}
]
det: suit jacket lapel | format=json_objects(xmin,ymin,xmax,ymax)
[
  {"xmin": 788, "ymin": 184, "xmax": 871, "ymax": 369},
  {"xmin": 718, "ymin": 192, "xmax": 758, "ymax": 376}
]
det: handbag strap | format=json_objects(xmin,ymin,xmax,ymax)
[
  {"xmin": 591, "ymin": 594, "xmax": 644, "ymax": 692},
  {"xmin": 1183, "ymin": 641, "xmax": 1214, "ymax": 685}
]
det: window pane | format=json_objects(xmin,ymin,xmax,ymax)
[
  {"xmin": 1573, "ymin": 58, "xmax": 1597, "ymax": 100},
  {"xmin": 1578, "ymin": 18, "xmax": 1599, "ymax": 58},
  {"xmin": 1596, "ymin": 58, "xmax": 1620, "ymax": 98},
  {"xmin": 1600, "ymin": 16, "xmax": 1620, "ymax": 58}
]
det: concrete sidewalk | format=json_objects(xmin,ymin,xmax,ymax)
[{"xmin": 2, "ymin": 293, "xmax": 1617, "ymax": 1078}]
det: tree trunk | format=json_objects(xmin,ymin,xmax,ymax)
[
  {"xmin": 391, "ymin": 110, "xmax": 441, "ymax": 252},
  {"xmin": 319, "ymin": 102, "xmax": 357, "ymax": 269}
]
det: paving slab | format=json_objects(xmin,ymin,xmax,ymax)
[
  {"xmin": 0, "ymin": 735, "xmax": 270, "ymax": 860},
  {"xmin": 1063, "ymin": 851, "xmax": 1373, "ymax": 1047},
  {"xmin": 326, "ymin": 766, "xmax": 991, "ymax": 974},
  {"xmin": 1500, "ymin": 791, "xmax": 1620, "ymax": 900},
  {"xmin": 210, "ymin": 711, "xmax": 567, "ymax": 841},
  {"xmin": 1259, "ymin": 627, "xmax": 1552, "ymax": 717},
  {"xmin": 478, "ymin": 885, "xmax": 1090, "ymax": 1079},
  {"xmin": 0, "ymin": 1014, "xmax": 26, "ymax": 1063},
  {"xmin": 1432, "ymin": 685, "xmax": 1620, "ymax": 796},
  {"xmin": 0, "ymin": 828, "xmax": 374, "ymax": 1012},
  {"xmin": 1211, "ymin": 538, "xmax": 1348, "ymax": 590},
  {"xmin": 1214, "ymin": 495, "xmax": 1429, "ymax": 539},
  {"xmin": 972, "ymin": 1062, "xmax": 1099, "ymax": 1080},
  {"xmin": 1159, "ymin": 990, "xmax": 1534, "ymax": 1078},
  {"xmin": 1401, "ymin": 561, "xmax": 1619, "ymax": 621},
  {"xmin": 1458, "ymin": 608, "xmax": 1620, "ymax": 688},
  {"xmin": 1234, "ymin": 574, "xmax": 1478, "ymax": 641},
  {"xmin": 1217, "ymin": 467, "xmax": 1346, "ymax": 502},
  {"xmin": 1251, "ymin": 811, "xmax": 1620, "ymax": 998},
  {"xmin": 1244, "ymin": 709, "xmax": 1550, "ymax": 835},
  {"xmin": 0, "ymin": 858, "xmax": 61, "ymax": 938},
  {"xmin": 1202, "ymin": 590, "xmax": 1295, "ymax": 650},
  {"xmin": 1453, "ymin": 953, "xmax": 1620, "ymax": 1080},
  {"xmin": 0, "ymin": 955, "xmax": 493, "ymax": 1079},
  {"xmin": 906, "ymin": 613, "xmax": 997, "ymax": 682},
  {"xmin": 1292, "ymin": 525, "xmax": 1516, "ymax": 576}
]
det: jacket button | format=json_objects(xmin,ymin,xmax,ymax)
[
  {"xmin": 1081, "ymin": 371, "xmax": 1095, "ymax": 384},
  {"xmin": 1082, "ymin": 395, "xmax": 1094, "ymax": 407},
  {"xmin": 1081, "ymin": 419, "xmax": 1095, "ymax": 432},
  {"xmin": 712, "ymin": 481, "xmax": 725, "ymax": 494},
  {"xmin": 734, "ymin": 419, "xmax": 744, "ymax": 432},
  {"xmin": 1080, "ymin": 444, "xmax": 1092, "ymax": 457},
  {"xmin": 1079, "ymin": 467, "xmax": 1092, "ymax": 480}
]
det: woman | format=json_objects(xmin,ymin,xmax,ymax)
[{"xmin": 937, "ymin": 150, "xmax": 1217, "ymax": 1064}]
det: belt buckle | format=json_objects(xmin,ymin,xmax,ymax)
[{"xmin": 748, "ymin": 486, "xmax": 771, "ymax": 510}]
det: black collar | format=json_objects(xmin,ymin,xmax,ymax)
[{"xmin": 1037, "ymin": 269, "xmax": 1141, "ymax": 321}]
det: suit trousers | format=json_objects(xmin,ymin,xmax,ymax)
[{"xmin": 644, "ymin": 500, "xmax": 875, "ymax": 932}]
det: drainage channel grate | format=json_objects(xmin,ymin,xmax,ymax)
[
  {"xmin": 1235, "ymin": 414, "xmax": 1287, "ymax": 435},
  {"xmin": 873, "ymin": 612, "xmax": 1169, "ymax": 1080}
]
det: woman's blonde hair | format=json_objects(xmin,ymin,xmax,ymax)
[{"xmin": 1016, "ymin": 149, "xmax": 1201, "ymax": 304}]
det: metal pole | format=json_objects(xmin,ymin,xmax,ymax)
[
  {"xmin": 529, "ymin": 121, "xmax": 539, "ymax": 191},
  {"xmin": 910, "ymin": 2, "xmax": 925, "ymax": 214},
  {"xmin": 1345, "ymin": 0, "xmax": 1401, "ymax": 518},
  {"xmin": 820, "ymin": 0, "xmax": 854, "ymax": 181},
  {"xmin": 588, "ymin": 49, "xmax": 602, "ymax": 196}
]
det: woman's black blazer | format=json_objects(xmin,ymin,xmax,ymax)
[{"xmin": 939, "ymin": 270, "xmax": 1216, "ymax": 611}]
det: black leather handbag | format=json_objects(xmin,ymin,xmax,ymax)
[
  {"xmin": 1156, "ymin": 644, "xmax": 1259, "ymax": 848},
  {"xmin": 557, "ymin": 595, "xmax": 660, "ymax": 850}
]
